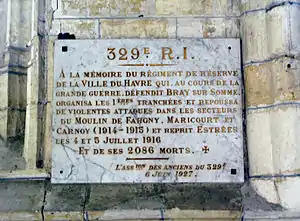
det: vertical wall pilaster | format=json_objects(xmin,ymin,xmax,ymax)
[
  {"xmin": 23, "ymin": 0, "xmax": 42, "ymax": 169},
  {"xmin": 0, "ymin": 0, "xmax": 33, "ymax": 142},
  {"xmin": 241, "ymin": 0, "xmax": 300, "ymax": 210},
  {"xmin": 0, "ymin": 0, "xmax": 10, "ymax": 143},
  {"xmin": 0, "ymin": 0, "xmax": 42, "ymax": 169}
]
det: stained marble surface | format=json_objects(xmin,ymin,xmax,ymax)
[{"xmin": 51, "ymin": 39, "xmax": 243, "ymax": 183}]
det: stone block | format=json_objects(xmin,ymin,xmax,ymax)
[
  {"xmin": 246, "ymin": 109, "xmax": 274, "ymax": 176},
  {"xmin": 240, "ymin": 0, "xmax": 268, "ymax": 12},
  {"xmin": 246, "ymin": 219, "xmax": 300, "ymax": 221},
  {"xmin": 241, "ymin": 11, "xmax": 268, "ymax": 63},
  {"xmin": 247, "ymin": 105, "xmax": 300, "ymax": 209},
  {"xmin": 0, "ymin": 138, "xmax": 26, "ymax": 170},
  {"xmin": 241, "ymin": 182, "xmax": 282, "ymax": 211},
  {"xmin": 9, "ymin": 49, "xmax": 31, "ymax": 70},
  {"xmin": 100, "ymin": 19, "xmax": 176, "ymax": 38},
  {"xmin": 163, "ymin": 209, "xmax": 241, "ymax": 220},
  {"xmin": 7, "ymin": 74, "xmax": 20, "ymax": 137},
  {"xmin": 155, "ymin": 0, "xmax": 237, "ymax": 16},
  {"xmin": 0, "ymin": 181, "xmax": 44, "ymax": 211},
  {"xmin": 44, "ymin": 184, "xmax": 87, "ymax": 211},
  {"xmin": 87, "ymin": 0, "xmax": 155, "ymax": 17},
  {"xmin": 266, "ymin": 5, "xmax": 289, "ymax": 58},
  {"xmin": 23, "ymin": 35, "xmax": 40, "ymax": 169},
  {"xmin": 88, "ymin": 210, "xmax": 158, "ymax": 221},
  {"xmin": 51, "ymin": 20, "xmax": 99, "ymax": 38},
  {"xmin": 177, "ymin": 18, "xmax": 204, "ymax": 38},
  {"xmin": 57, "ymin": 0, "xmax": 155, "ymax": 17},
  {"xmin": 290, "ymin": 4, "xmax": 300, "ymax": 55},
  {"xmin": 43, "ymin": 37, "xmax": 56, "ymax": 170},
  {"xmin": 25, "ymin": 36, "xmax": 39, "ymax": 104},
  {"xmin": 19, "ymin": 75, "xmax": 27, "ymax": 109},
  {"xmin": 162, "ymin": 184, "xmax": 242, "ymax": 210},
  {"xmin": 0, "ymin": 212, "xmax": 42, "ymax": 221},
  {"xmin": 0, "ymin": 73, "xmax": 8, "ymax": 139},
  {"xmin": 245, "ymin": 58, "xmax": 300, "ymax": 107},
  {"xmin": 60, "ymin": 0, "xmax": 87, "ymax": 17},
  {"xmin": 56, "ymin": 0, "xmax": 239, "ymax": 17},
  {"xmin": 240, "ymin": 0, "xmax": 300, "ymax": 12},
  {"xmin": 10, "ymin": 0, "xmax": 33, "ymax": 45},
  {"xmin": 87, "ymin": 209, "xmax": 241, "ymax": 220},
  {"xmin": 14, "ymin": 109, "xmax": 26, "ymax": 139},
  {"xmin": 267, "ymin": 0, "xmax": 300, "ymax": 7},
  {"xmin": 87, "ymin": 185, "xmax": 143, "ymax": 210},
  {"xmin": 269, "ymin": 58, "xmax": 299, "ymax": 101},
  {"xmin": 250, "ymin": 180, "xmax": 280, "ymax": 205},
  {"xmin": 44, "ymin": 211, "xmax": 82, "ymax": 220},
  {"xmin": 177, "ymin": 18, "xmax": 239, "ymax": 38},
  {"xmin": 7, "ymin": 109, "xmax": 19, "ymax": 138},
  {"xmin": 0, "ymin": 73, "xmax": 8, "ymax": 107},
  {"xmin": 87, "ymin": 184, "xmax": 242, "ymax": 211},
  {"xmin": 242, "ymin": 4, "xmax": 292, "ymax": 62},
  {"xmin": 0, "ymin": 0, "xmax": 7, "ymax": 53},
  {"xmin": 244, "ymin": 64, "xmax": 273, "ymax": 107},
  {"xmin": 270, "ymin": 106, "xmax": 300, "ymax": 173},
  {"xmin": 276, "ymin": 177, "xmax": 300, "ymax": 210}
]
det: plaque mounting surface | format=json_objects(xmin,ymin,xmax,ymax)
[{"xmin": 51, "ymin": 39, "xmax": 244, "ymax": 184}]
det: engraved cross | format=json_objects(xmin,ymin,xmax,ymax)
[{"xmin": 202, "ymin": 146, "xmax": 209, "ymax": 154}]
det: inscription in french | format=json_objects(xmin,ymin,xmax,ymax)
[{"xmin": 51, "ymin": 39, "xmax": 244, "ymax": 183}]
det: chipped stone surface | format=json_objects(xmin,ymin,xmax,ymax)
[{"xmin": 51, "ymin": 39, "xmax": 243, "ymax": 183}]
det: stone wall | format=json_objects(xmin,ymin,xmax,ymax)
[
  {"xmin": 0, "ymin": 0, "xmax": 300, "ymax": 220},
  {"xmin": 44, "ymin": 0, "xmax": 244, "ymax": 217},
  {"xmin": 241, "ymin": 0, "xmax": 300, "ymax": 210}
]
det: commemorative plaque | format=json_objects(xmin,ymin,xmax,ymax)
[{"xmin": 51, "ymin": 39, "xmax": 244, "ymax": 183}]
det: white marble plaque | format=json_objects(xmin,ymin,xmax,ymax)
[{"xmin": 51, "ymin": 39, "xmax": 244, "ymax": 183}]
